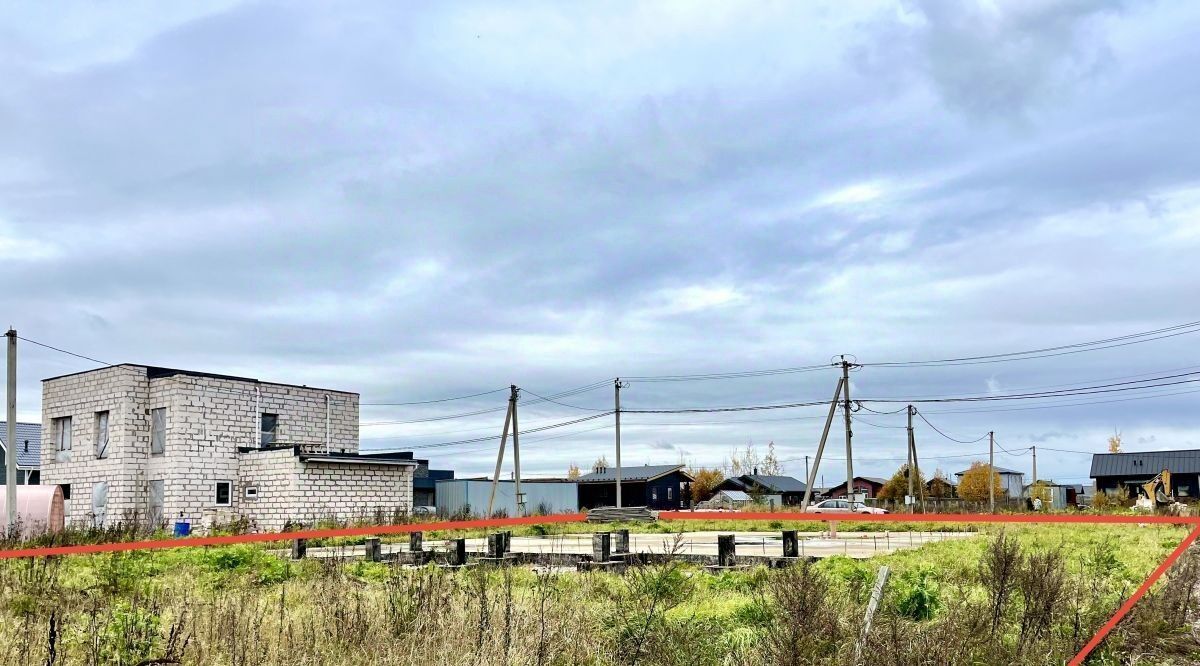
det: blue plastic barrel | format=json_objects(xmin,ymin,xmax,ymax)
[{"xmin": 173, "ymin": 520, "xmax": 191, "ymax": 537}]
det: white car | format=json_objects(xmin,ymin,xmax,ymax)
[{"xmin": 805, "ymin": 499, "xmax": 888, "ymax": 515}]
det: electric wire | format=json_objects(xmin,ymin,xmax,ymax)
[
  {"xmin": 16, "ymin": 335, "xmax": 110, "ymax": 366},
  {"xmin": 864, "ymin": 320, "xmax": 1200, "ymax": 367}
]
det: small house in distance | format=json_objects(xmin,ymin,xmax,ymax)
[
  {"xmin": 0, "ymin": 421, "xmax": 41, "ymax": 485},
  {"xmin": 824, "ymin": 476, "xmax": 888, "ymax": 499},
  {"xmin": 715, "ymin": 473, "xmax": 807, "ymax": 505},
  {"xmin": 577, "ymin": 464, "xmax": 693, "ymax": 510},
  {"xmin": 1090, "ymin": 450, "xmax": 1200, "ymax": 500},
  {"xmin": 954, "ymin": 466, "xmax": 1025, "ymax": 498}
]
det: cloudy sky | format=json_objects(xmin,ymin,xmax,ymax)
[{"xmin": 3, "ymin": 0, "xmax": 1200, "ymax": 485}]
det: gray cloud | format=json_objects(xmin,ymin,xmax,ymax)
[{"xmin": 2, "ymin": 0, "xmax": 1199, "ymax": 485}]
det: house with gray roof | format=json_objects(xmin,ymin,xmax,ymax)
[
  {"xmin": 1090, "ymin": 450, "xmax": 1200, "ymax": 500},
  {"xmin": 576, "ymin": 464, "xmax": 694, "ymax": 510},
  {"xmin": 955, "ymin": 465, "xmax": 1025, "ymax": 499},
  {"xmin": 0, "ymin": 421, "xmax": 41, "ymax": 485},
  {"xmin": 715, "ymin": 473, "xmax": 807, "ymax": 505}
]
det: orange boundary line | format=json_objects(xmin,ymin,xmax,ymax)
[
  {"xmin": 1067, "ymin": 523, "xmax": 1200, "ymax": 665},
  {"xmin": 2, "ymin": 510, "xmax": 1196, "ymax": 662}
]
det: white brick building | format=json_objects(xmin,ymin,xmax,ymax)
[{"xmin": 40, "ymin": 364, "xmax": 414, "ymax": 531}]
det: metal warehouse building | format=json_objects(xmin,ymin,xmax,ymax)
[{"xmin": 435, "ymin": 478, "xmax": 579, "ymax": 517}]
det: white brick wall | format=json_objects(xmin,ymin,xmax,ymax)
[{"xmin": 40, "ymin": 365, "xmax": 384, "ymax": 530}]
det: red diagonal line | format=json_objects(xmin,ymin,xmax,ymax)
[{"xmin": 1068, "ymin": 523, "xmax": 1200, "ymax": 666}]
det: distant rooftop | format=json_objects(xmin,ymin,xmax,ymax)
[
  {"xmin": 577, "ymin": 464, "xmax": 692, "ymax": 483},
  {"xmin": 0, "ymin": 422, "xmax": 41, "ymax": 469},
  {"xmin": 1090, "ymin": 450, "xmax": 1200, "ymax": 477}
]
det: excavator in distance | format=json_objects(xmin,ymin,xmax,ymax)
[{"xmin": 1135, "ymin": 469, "xmax": 1175, "ymax": 510}]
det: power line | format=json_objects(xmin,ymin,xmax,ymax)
[
  {"xmin": 912, "ymin": 409, "xmax": 991, "ymax": 444},
  {"xmin": 369, "ymin": 412, "xmax": 614, "ymax": 451},
  {"xmin": 362, "ymin": 387, "xmax": 510, "ymax": 406},
  {"xmin": 863, "ymin": 320, "xmax": 1200, "ymax": 368},
  {"xmin": 625, "ymin": 363, "xmax": 834, "ymax": 382},
  {"xmin": 863, "ymin": 370, "xmax": 1200, "ymax": 404},
  {"xmin": 16, "ymin": 336, "xmax": 110, "ymax": 366},
  {"xmin": 519, "ymin": 388, "xmax": 610, "ymax": 412},
  {"xmin": 623, "ymin": 398, "xmax": 832, "ymax": 415}
]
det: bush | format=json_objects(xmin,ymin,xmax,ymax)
[{"xmin": 894, "ymin": 567, "xmax": 941, "ymax": 621}]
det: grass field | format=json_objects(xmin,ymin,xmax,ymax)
[{"xmin": 1, "ymin": 523, "xmax": 1197, "ymax": 665}]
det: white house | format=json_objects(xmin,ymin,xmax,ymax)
[
  {"xmin": 954, "ymin": 465, "xmax": 1025, "ymax": 499},
  {"xmin": 40, "ymin": 364, "xmax": 415, "ymax": 531}
]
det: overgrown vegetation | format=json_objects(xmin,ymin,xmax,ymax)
[{"xmin": 0, "ymin": 524, "xmax": 1196, "ymax": 664}]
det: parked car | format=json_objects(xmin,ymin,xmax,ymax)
[
  {"xmin": 805, "ymin": 499, "xmax": 888, "ymax": 515},
  {"xmin": 412, "ymin": 506, "xmax": 437, "ymax": 516}
]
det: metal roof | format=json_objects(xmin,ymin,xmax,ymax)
[
  {"xmin": 0, "ymin": 422, "xmax": 41, "ymax": 469},
  {"xmin": 577, "ymin": 464, "xmax": 692, "ymax": 483},
  {"xmin": 716, "ymin": 490, "xmax": 752, "ymax": 502},
  {"xmin": 740, "ymin": 474, "xmax": 807, "ymax": 493},
  {"xmin": 954, "ymin": 466, "xmax": 1022, "ymax": 477},
  {"xmin": 1089, "ymin": 450, "xmax": 1200, "ymax": 477}
]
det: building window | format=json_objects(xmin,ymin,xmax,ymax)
[
  {"xmin": 53, "ymin": 416, "xmax": 72, "ymax": 458},
  {"xmin": 215, "ymin": 481, "xmax": 232, "ymax": 506},
  {"xmin": 651, "ymin": 488, "xmax": 658, "ymax": 501},
  {"xmin": 150, "ymin": 408, "xmax": 166, "ymax": 454},
  {"xmin": 59, "ymin": 484, "xmax": 71, "ymax": 500},
  {"xmin": 95, "ymin": 411, "xmax": 110, "ymax": 459},
  {"xmin": 260, "ymin": 413, "xmax": 278, "ymax": 447},
  {"xmin": 244, "ymin": 486, "xmax": 259, "ymax": 500},
  {"xmin": 667, "ymin": 486, "xmax": 673, "ymax": 500},
  {"xmin": 92, "ymin": 481, "xmax": 109, "ymax": 527}
]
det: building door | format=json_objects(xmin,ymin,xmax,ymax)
[{"xmin": 148, "ymin": 480, "xmax": 164, "ymax": 527}]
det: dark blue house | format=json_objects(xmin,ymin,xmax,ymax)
[{"xmin": 576, "ymin": 464, "xmax": 693, "ymax": 510}]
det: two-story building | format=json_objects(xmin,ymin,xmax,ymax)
[{"xmin": 40, "ymin": 364, "xmax": 416, "ymax": 531}]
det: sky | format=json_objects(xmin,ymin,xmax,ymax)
[{"xmin": 3, "ymin": 0, "xmax": 1200, "ymax": 486}]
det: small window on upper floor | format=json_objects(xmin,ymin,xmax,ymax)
[
  {"xmin": 53, "ymin": 416, "xmax": 72, "ymax": 461},
  {"xmin": 95, "ymin": 411, "xmax": 110, "ymax": 459},
  {"xmin": 261, "ymin": 413, "xmax": 278, "ymax": 447},
  {"xmin": 150, "ymin": 408, "xmax": 166, "ymax": 455}
]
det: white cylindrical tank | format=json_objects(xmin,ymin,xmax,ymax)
[{"xmin": 0, "ymin": 485, "xmax": 66, "ymax": 537}]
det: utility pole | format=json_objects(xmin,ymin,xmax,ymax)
[
  {"xmin": 614, "ymin": 378, "xmax": 626, "ymax": 508},
  {"xmin": 800, "ymin": 376, "xmax": 845, "ymax": 510},
  {"xmin": 841, "ymin": 357, "xmax": 854, "ymax": 506},
  {"xmin": 907, "ymin": 405, "xmax": 915, "ymax": 514},
  {"xmin": 511, "ymin": 385, "xmax": 524, "ymax": 517},
  {"xmin": 1031, "ymin": 445, "xmax": 1038, "ymax": 507},
  {"xmin": 5, "ymin": 329, "xmax": 15, "ymax": 533},
  {"xmin": 804, "ymin": 456, "xmax": 810, "ymax": 488},
  {"xmin": 909, "ymin": 406, "xmax": 926, "ymax": 514},
  {"xmin": 485, "ymin": 395, "xmax": 514, "ymax": 517},
  {"xmin": 989, "ymin": 431, "xmax": 995, "ymax": 514}
]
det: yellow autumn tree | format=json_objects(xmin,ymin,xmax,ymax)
[
  {"xmin": 566, "ymin": 463, "xmax": 581, "ymax": 480},
  {"xmin": 1108, "ymin": 431, "xmax": 1123, "ymax": 453},
  {"xmin": 957, "ymin": 462, "xmax": 1003, "ymax": 502},
  {"xmin": 689, "ymin": 468, "xmax": 725, "ymax": 503}
]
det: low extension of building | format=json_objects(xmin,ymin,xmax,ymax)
[{"xmin": 40, "ymin": 364, "xmax": 416, "ymax": 532}]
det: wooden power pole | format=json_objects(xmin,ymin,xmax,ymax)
[
  {"xmin": 5, "ymin": 329, "xmax": 15, "ymax": 532},
  {"xmin": 841, "ymin": 357, "xmax": 854, "ymax": 505},
  {"xmin": 801, "ymin": 376, "xmax": 845, "ymax": 511},
  {"xmin": 989, "ymin": 431, "xmax": 995, "ymax": 514}
]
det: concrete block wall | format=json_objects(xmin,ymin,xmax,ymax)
[
  {"xmin": 41, "ymin": 366, "xmax": 148, "ymax": 526},
  {"xmin": 237, "ymin": 448, "xmax": 303, "ymax": 531},
  {"xmin": 41, "ymin": 364, "xmax": 363, "ymax": 530},
  {"xmin": 288, "ymin": 462, "xmax": 414, "ymax": 530}
]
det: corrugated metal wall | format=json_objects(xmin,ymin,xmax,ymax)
[{"xmin": 436, "ymin": 480, "xmax": 578, "ymax": 517}]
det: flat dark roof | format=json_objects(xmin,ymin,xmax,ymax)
[{"xmin": 43, "ymin": 363, "xmax": 356, "ymax": 395}]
